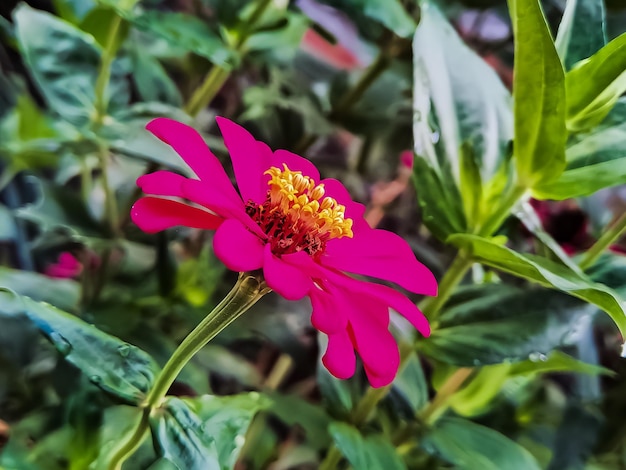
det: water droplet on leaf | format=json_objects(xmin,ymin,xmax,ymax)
[
  {"xmin": 117, "ymin": 344, "xmax": 131, "ymax": 357},
  {"xmin": 90, "ymin": 375, "xmax": 102, "ymax": 385},
  {"xmin": 529, "ymin": 352, "xmax": 547, "ymax": 362},
  {"xmin": 49, "ymin": 332, "xmax": 72, "ymax": 355}
]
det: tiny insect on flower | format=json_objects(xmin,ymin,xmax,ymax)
[{"xmin": 131, "ymin": 117, "xmax": 438, "ymax": 387}]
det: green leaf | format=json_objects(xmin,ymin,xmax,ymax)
[
  {"xmin": 566, "ymin": 33, "xmax": 626, "ymax": 132},
  {"xmin": 449, "ymin": 364, "xmax": 512, "ymax": 417},
  {"xmin": 129, "ymin": 48, "xmax": 182, "ymax": 106},
  {"xmin": 329, "ymin": 423, "xmax": 407, "ymax": 470},
  {"xmin": 413, "ymin": 4, "xmax": 512, "ymax": 181},
  {"xmin": 509, "ymin": 350, "xmax": 614, "ymax": 377},
  {"xmin": 152, "ymin": 394, "xmax": 267, "ymax": 470},
  {"xmin": 317, "ymin": 333, "xmax": 355, "ymax": 417},
  {"xmin": 412, "ymin": 158, "xmax": 467, "ymax": 241},
  {"xmin": 424, "ymin": 417, "xmax": 541, "ymax": 470},
  {"xmin": 459, "ymin": 143, "xmax": 484, "ymax": 225},
  {"xmin": 508, "ymin": 0, "xmax": 566, "ymax": 186},
  {"xmin": 13, "ymin": 4, "xmax": 129, "ymax": 127},
  {"xmin": 532, "ymin": 157, "xmax": 626, "ymax": 200},
  {"xmin": 421, "ymin": 285, "xmax": 592, "ymax": 366},
  {"xmin": 132, "ymin": 11, "xmax": 235, "ymax": 69},
  {"xmin": 0, "ymin": 288, "xmax": 159, "ymax": 403},
  {"xmin": 53, "ymin": 0, "xmax": 97, "ymax": 24},
  {"xmin": 392, "ymin": 351, "xmax": 429, "ymax": 413},
  {"xmin": 555, "ymin": 0, "xmax": 607, "ymax": 70},
  {"xmin": 448, "ymin": 234, "xmax": 626, "ymax": 335},
  {"xmin": 347, "ymin": 0, "xmax": 415, "ymax": 38},
  {"xmin": 0, "ymin": 267, "xmax": 80, "ymax": 312},
  {"xmin": 79, "ymin": 6, "xmax": 129, "ymax": 52},
  {"xmin": 267, "ymin": 392, "xmax": 332, "ymax": 450},
  {"xmin": 566, "ymin": 120, "xmax": 626, "ymax": 167}
]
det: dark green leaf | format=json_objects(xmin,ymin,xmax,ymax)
[
  {"xmin": 129, "ymin": 49, "xmax": 182, "ymax": 106},
  {"xmin": 79, "ymin": 6, "xmax": 129, "ymax": 52},
  {"xmin": 346, "ymin": 0, "xmax": 415, "ymax": 38},
  {"xmin": 317, "ymin": 333, "xmax": 355, "ymax": 417},
  {"xmin": 555, "ymin": 0, "xmax": 607, "ymax": 70},
  {"xmin": 0, "ymin": 267, "xmax": 80, "ymax": 312},
  {"xmin": 329, "ymin": 422, "xmax": 407, "ymax": 470},
  {"xmin": 13, "ymin": 4, "xmax": 129, "ymax": 127},
  {"xmin": 0, "ymin": 288, "xmax": 159, "ymax": 403},
  {"xmin": 509, "ymin": 0, "xmax": 566, "ymax": 185},
  {"xmin": 152, "ymin": 394, "xmax": 267, "ymax": 470},
  {"xmin": 132, "ymin": 11, "xmax": 235, "ymax": 69},
  {"xmin": 413, "ymin": 4, "xmax": 512, "ymax": 181},
  {"xmin": 448, "ymin": 234, "xmax": 626, "ymax": 334},
  {"xmin": 392, "ymin": 351, "xmax": 429, "ymax": 413},
  {"xmin": 412, "ymin": 158, "xmax": 467, "ymax": 241},
  {"xmin": 0, "ymin": 203, "xmax": 16, "ymax": 241},
  {"xmin": 421, "ymin": 284, "xmax": 592, "ymax": 366},
  {"xmin": 267, "ymin": 392, "xmax": 332, "ymax": 450},
  {"xmin": 566, "ymin": 33, "xmax": 626, "ymax": 131},
  {"xmin": 53, "ymin": 0, "xmax": 97, "ymax": 24},
  {"xmin": 424, "ymin": 417, "xmax": 541, "ymax": 470}
]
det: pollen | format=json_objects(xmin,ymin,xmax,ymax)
[{"xmin": 246, "ymin": 164, "xmax": 353, "ymax": 257}]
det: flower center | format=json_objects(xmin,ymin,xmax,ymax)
[{"xmin": 245, "ymin": 164, "xmax": 353, "ymax": 257}]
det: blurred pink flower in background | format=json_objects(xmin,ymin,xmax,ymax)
[
  {"xmin": 44, "ymin": 252, "xmax": 83, "ymax": 279},
  {"xmin": 131, "ymin": 118, "xmax": 437, "ymax": 387}
]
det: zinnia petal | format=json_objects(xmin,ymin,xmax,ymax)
[
  {"xmin": 263, "ymin": 246, "xmax": 312, "ymax": 300},
  {"xmin": 131, "ymin": 197, "xmax": 222, "ymax": 233},
  {"xmin": 146, "ymin": 118, "xmax": 238, "ymax": 198},
  {"xmin": 322, "ymin": 330, "xmax": 356, "ymax": 380},
  {"xmin": 216, "ymin": 116, "xmax": 273, "ymax": 204},
  {"xmin": 213, "ymin": 219, "xmax": 264, "ymax": 272},
  {"xmin": 309, "ymin": 284, "xmax": 348, "ymax": 334},
  {"xmin": 137, "ymin": 170, "xmax": 187, "ymax": 198},
  {"xmin": 323, "ymin": 227, "xmax": 438, "ymax": 296},
  {"xmin": 272, "ymin": 149, "xmax": 320, "ymax": 182}
]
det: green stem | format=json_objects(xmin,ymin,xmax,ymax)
[
  {"xmin": 319, "ymin": 446, "xmax": 344, "ymax": 470},
  {"xmin": 145, "ymin": 272, "xmax": 268, "ymax": 408},
  {"xmin": 579, "ymin": 212, "xmax": 626, "ymax": 271},
  {"xmin": 93, "ymin": 14, "xmax": 123, "ymax": 125},
  {"xmin": 477, "ymin": 184, "xmax": 528, "ymax": 237},
  {"xmin": 184, "ymin": 0, "xmax": 273, "ymax": 117},
  {"xmin": 351, "ymin": 385, "xmax": 391, "ymax": 425},
  {"xmin": 98, "ymin": 141, "xmax": 120, "ymax": 237},
  {"xmin": 418, "ymin": 253, "xmax": 473, "ymax": 322},
  {"xmin": 109, "ymin": 273, "xmax": 269, "ymax": 469},
  {"xmin": 107, "ymin": 409, "xmax": 150, "ymax": 470}
]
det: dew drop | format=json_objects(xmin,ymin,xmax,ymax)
[
  {"xmin": 529, "ymin": 352, "xmax": 547, "ymax": 362},
  {"xmin": 90, "ymin": 375, "xmax": 102, "ymax": 385},
  {"xmin": 117, "ymin": 344, "xmax": 131, "ymax": 358},
  {"xmin": 49, "ymin": 332, "xmax": 72, "ymax": 355}
]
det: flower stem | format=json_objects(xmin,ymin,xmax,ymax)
[
  {"xmin": 107, "ymin": 408, "xmax": 150, "ymax": 470},
  {"xmin": 93, "ymin": 14, "xmax": 123, "ymax": 125},
  {"xmin": 108, "ymin": 273, "xmax": 268, "ymax": 468},
  {"xmin": 146, "ymin": 272, "xmax": 268, "ymax": 408},
  {"xmin": 579, "ymin": 212, "xmax": 626, "ymax": 271},
  {"xmin": 319, "ymin": 446, "xmax": 343, "ymax": 470},
  {"xmin": 184, "ymin": 0, "xmax": 273, "ymax": 117},
  {"xmin": 97, "ymin": 141, "xmax": 120, "ymax": 237},
  {"xmin": 477, "ymin": 184, "xmax": 528, "ymax": 237}
]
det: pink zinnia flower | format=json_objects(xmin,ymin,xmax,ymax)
[
  {"xmin": 45, "ymin": 252, "xmax": 83, "ymax": 279},
  {"xmin": 131, "ymin": 118, "xmax": 437, "ymax": 387}
]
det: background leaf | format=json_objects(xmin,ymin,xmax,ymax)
[{"xmin": 0, "ymin": 288, "xmax": 159, "ymax": 403}]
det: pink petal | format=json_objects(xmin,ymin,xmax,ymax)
[
  {"xmin": 146, "ymin": 118, "xmax": 237, "ymax": 197},
  {"xmin": 364, "ymin": 368, "xmax": 396, "ymax": 388},
  {"xmin": 131, "ymin": 197, "xmax": 223, "ymax": 233},
  {"xmin": 271, "ymin": 149, "xmax": 320, "ymax": 182},
  {"xmin": 323, "ymin": 227, "xmax": 438, "ymax": 296},
  {"xmin": 182, "ymin": 179, "xmax": 266, "ymax": 238},
  {"xmin": 322, "ymin": 330, "xmax": 356, "ymax": 380},
  {"xmin": 309, "ymin": 284, "xmax": 348, "ymax": 334},
  {"xmin": 58, "ymin": 252, "xmax": 80, "ymax": 270},
  {"xmin": 328, "ymin": 269, "xmax": 431, "ymax": 338},
  {"xmin": 137, "ymin": 171, "xmax": 188, "ymax": 198},
  {"xmin": 347, "ymin": 306, "xmax": 400, "ymax": 382},
  {"xmin": 262, "ymin": 245, "xmax": 312, "ymax": 300},
  {"xmin": 216, "ymin": 116, "xmax": 272, "ymax": 204},
  {"xmin": 213, "ymin": 219, "xmax": 265, "ymax": 272}
]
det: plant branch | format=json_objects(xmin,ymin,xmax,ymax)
[{"xmin": 579, "ymin": 212, "xmax": 626, "ymax": 270}]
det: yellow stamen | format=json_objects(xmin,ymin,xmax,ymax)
[{"xmin": 264, "ymin": 164, "xmax": 353, "ymax": 239}]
